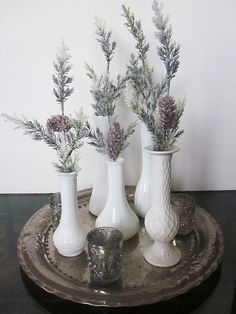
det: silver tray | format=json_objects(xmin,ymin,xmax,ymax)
[{"xmin": 17, "ymin": 187, "xmax": 224, "ymax": 307}]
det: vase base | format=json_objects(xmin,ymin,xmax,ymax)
[
  {"xmin": 56, "ymin": 246, "xmax": 84, "ymax": 257},
  {"xmin": 144, "ymin": 241, "xmax": 181, "ymax": 267},
  {"xmin": 89, "ymin": 198, "xmax": 103, "ymax": 217}
]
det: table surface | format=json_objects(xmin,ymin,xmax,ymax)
[{"xmin": 0, "ymin": 191, "xmax": 235, "ymax": 314}]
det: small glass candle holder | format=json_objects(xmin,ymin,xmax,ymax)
[
  {"xmin": 49, "ymin": 193, "xmax": 61, "ymax": 232},
  {"xmin": 87, "ymin": 227, "xmax": 123, "ymax": 285},
  {"xmin": 172, "ymin": 194, "xmax": 196, "ymax": 236}
]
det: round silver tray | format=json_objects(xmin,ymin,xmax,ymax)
[{"xmin": 17, "ymin": 187, "xmax": 224, "ymax": 307}]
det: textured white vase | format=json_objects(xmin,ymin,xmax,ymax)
[
  {"xmin": 95, "ymin": 158, "xmax": 140, "ymax": 241},
  {"xmin": 144, "ymin": 146, "xmax": 181, "ymax": 267},
  {"xmin": 53, "ymin": 172, "xmax": 86, "ymax": 257},
  {"xmin": 134, "ymin": 123, "xmax": 152, "ymax": 218},
  {"xmin": 89, "ymin": 116, "xmax": 109, "ymax": 216}
]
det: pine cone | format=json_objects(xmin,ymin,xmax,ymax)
[
  {"xmin": 47, "ymin": 115, "xmax": 71, "ymax": 132},
  {"xmin": 158, "ymin": 96, "xmax": 177, "ymax": 130},
  {"xmin": 106, "ymin": 121, "xmax": 123, "ymax": 161}
]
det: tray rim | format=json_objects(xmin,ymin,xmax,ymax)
[{"xmin": 17, "ymin": 188, "xmax": 224, "ymax": 307}]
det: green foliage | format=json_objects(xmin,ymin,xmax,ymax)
[
  {"xmin": 2, "ymin": 111, "xmax": 89, "ymax": 173},
  {"xmin": 123, "ymin": 1, "xmax": 184, "ymax": 151},
  {"xmin": 85, "ymin": 63, "xmax": 127, "ymax": 116},
  {"xmin": 95, "ymin": 20, "xmax": 116, "ymax": 72},
  {"xmin": 122, "ymin": 5, "xmax": 166, "ymax": 115},
  {"xmin": 152, "ymin": 0, "xmax": 180, "ymax": 95},
  {"xmin": 52, "ymin": 41, "xmax": 74, "ymax": 115},
  {"xmin": 122, "ymin": 5, "xmax": 149, "ymax": 65},
  {"xmin": 85, "ymin": 21, "xmax": 128, "ymax": 117}
]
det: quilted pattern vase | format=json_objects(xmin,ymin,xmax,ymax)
[{"xmin": 144, "ymin": 146, "xmax": 181, "ymax": 267}]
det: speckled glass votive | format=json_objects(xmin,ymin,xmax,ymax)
[
  {"xmin": 49, "ymin": 193, "xmax": 61, "ymax": 232},
  {"xmin": 172, "ymin": 194, "xmax": 196, "ymax": 236},
  {"xmin": 87, "ymin": 227, "xmax": 123, "ymax": 285}
]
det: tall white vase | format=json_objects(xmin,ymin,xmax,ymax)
[
  {"xmin": 53, "ymin": 172, "xmax": 86, "ymax": 257},
  {"xmin": 89, "ymin": 116, "xmax": 109, "ymax": 216},
  {"xmin": 134, "ymin": 123, "xmax": 152, "ymax": 218},
  {"xmin": 95, "ymin": 158, "xmax": 140, "ymax": 241},
  {"xmin": 144, "ymin": 146, "xmax": 181, "ymax": 267}
]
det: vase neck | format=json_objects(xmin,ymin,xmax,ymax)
[
  {"xmin": 107, "ymin": 159, "xmax": 125, "ymax": 197},
  {"xmin": 150, "ymin": 153, "xmax": 172, "ymax": 212},
  {"xmin": 59, "ymin": 172, "xmax": 78, "ymax": 222},
  {"xmin": 141, "ymin": 123, "xmax": 152, "ymax": 149}
]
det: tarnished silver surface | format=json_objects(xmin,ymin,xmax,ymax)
[{"xmin": 17, "ymin": 187, "xmax": 224, "ymax": 307}]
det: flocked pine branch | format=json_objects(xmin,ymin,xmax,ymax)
[
  {"xmin": 152, "ymin": 0, "xmax": 180, "ymax": 95},
  {"xmin": 122, "ymin": 5, "xmax": 149, "ymax": 65},
  {"xmin": 95, "ymin": 19, "xmax": 116, "ymax": 73},
  {"xmin": 52, "ymin": 40, "xmax": 74, "ymax": 115},
  {"xmin": 85, "ymin": 20, "xmax": 128, "ymax": 117},
  {"xmin": 122, "ymin": 5, "xmax": 166, "ymax": 117},
  {"xmin": 2, "ymin": 42, "xmax": 89, "ymax": 172},
  {"xmin": 123, "ymin": 1, "xmax": 184, "ymax": 151},
  {"xmin": 2, "ymin": 111, "xmax": 90, "ymax": 172}
]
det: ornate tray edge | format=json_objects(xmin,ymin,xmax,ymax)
[{"xmin": 17, "ymin": 189, "xmax": 224, "ymax": 307}]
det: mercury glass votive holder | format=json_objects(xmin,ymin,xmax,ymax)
[
  {"xmin": 49, "ymin": 193, "xmax": 61, "ymax": 232},
  {"xmin": 172, "ymin": 194, "xmax": 196, "ymax": 236},
  {"xmin": 87, "ymin": 227, "xmax": 123, "ymax": 285}
]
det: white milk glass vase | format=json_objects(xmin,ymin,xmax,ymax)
[
  {"xmin": 134, "ymin": 122, "xmax": 152, "ymax": 218},
  {"xmin": 95, "ymin": 158, "xmax": 140, "ymax": 241},
  {"xmin": 53, "ymin": 172, "xmax": 86, "ymax": 257},
  {"xmin": 144, "ymin": 146, "xmax": 181, "ymax": 267},
  {"xmin": 89, "ymin": 116, "xmax": 109, "ymax": 216}
]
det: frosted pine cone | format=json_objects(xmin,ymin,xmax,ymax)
[
  {"xmin": 106, "ymin": 121, "xmax": 123, "ymax": 161},
  {"xmin": 158, "ymin": 96, "xmax": 177, "ymax": 130},
  {"xmin": 47, "ymin": 115, "xmax": 71, "ymax": 132}
]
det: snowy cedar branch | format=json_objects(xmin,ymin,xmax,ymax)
[
  {"xmin": 152, "ymin": 0, "xmax": 180, "ymax": 95},
  {"xmin": 122, "ymin": 5, "xmax": 166, "ymax": 115},
  {"xmin": 85, "ymin": 20, "xmax": 128, "ymax": 117},
  {"xmin": 2, "ymin": 42, "xmax": 89, "ymax": 172},
  {"xmin": 123, "ymin": 1, "xmax": 184, "ymax": 151},
  {"xmin": 95, "ymin": 19, "xmax": 117, "ymax": 73},
  {"xmin": 52, "ymin": 41, "xmax": 74, "ymax": 115},
  {"xmin": 2, "ymin": 112, "xmax": 90, "ymax": 172}
]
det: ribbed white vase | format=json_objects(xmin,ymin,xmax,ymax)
[
  {"xmin": 95, "ymin": 158, "xmax": 140, "ymax": 241},
  {"xmin": 89, "ymin": 116, "xmax": 109, "ymax": 216},
  {"xmin": 53, "ymin": 172, "xmax": 86, "ymax": 257},
  {"xmin": 144, "ymin": 146, "xmax": 181, "ymax": 267},
  {"xmin": 134, "ymin": 123, "xmax": 152, "ymax": 218}
]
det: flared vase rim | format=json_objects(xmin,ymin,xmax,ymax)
[{"xmin": 144, "ymin": 145, "xmax": 180, "ymax": 155}]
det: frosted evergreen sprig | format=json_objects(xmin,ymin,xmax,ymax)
[
  {"xmin": 122, "ymin": 5, "xmax": 166, "ymax": 116},
  {"xmin": 87, "ymin": 119, "xmax": 136, "ymax": 162},
  {"xmin": 123, "ymin": 1, "xmax": 184, "ymax": 151},
  {"xmin": 152, "ymin": 0, "xmax": 180, "ymax": 95},
  {"xmin": 95, "ymin": 20, "xmax": 116, "ymax": 73},
  {"xmin": 122, "ymin": 5, "xmax": 149, "ymax": 65},
  {"xmin": 2, "ymin": 43, "xmax": 89, "ymax": 172},
  {"xmin": 2, "ymin": 111, "xmax": 90, "ymax": 172},
  {"xmin": 85, "ymin": 21, "xmax": 128, "ymax": 117},
  {"xmin": 53, "ymin": 41, "xmax": 74, "ymax": 115}
]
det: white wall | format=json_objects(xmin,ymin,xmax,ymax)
[{"xmin": 0, "ymin": 0, "xmax": 236, "ymax": 193}]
